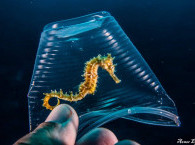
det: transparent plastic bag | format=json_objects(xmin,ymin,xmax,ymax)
[{"xmin": 28, "ymin": 11, "xmax": 180, "ymax": 139}]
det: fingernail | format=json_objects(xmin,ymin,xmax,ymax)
[{"xmin": 45, "ymin": 104, "xmax": 72, "ymax": 123}]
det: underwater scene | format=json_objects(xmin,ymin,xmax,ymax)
[
  {"xmin": 1, "ymin": 0, "xmax": 195, "ymax": 145},
  {"xmin": 28, "ymin": 11, "xmax": 180, "ymax": 137}
]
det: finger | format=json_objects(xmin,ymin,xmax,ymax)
[
  {"xmin": 115, "ymin": 140, "xmax": 140, "ymax": 145},
  {"xmin": 45, "ymin": 104, "xmax": 79, "ymax": 145},
  {"xmin": 14, "ymin": 122, "xmax": 62, "ymax": 145},
  {"xmin": 14, "ymin": 104, "xmax": 78, "ymax": 145},
  {"xmin": 77, "ymin": 127, "xmax": 118, "ymax": 145}
]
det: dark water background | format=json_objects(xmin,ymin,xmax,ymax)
[{"xmin": 0, "ymin": 0, "xmax": 194, "ymax": 144}]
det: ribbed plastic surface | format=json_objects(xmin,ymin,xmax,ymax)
[{"xmin": 28, "ymin": 11, "xmax": 180, "ymax": 138}]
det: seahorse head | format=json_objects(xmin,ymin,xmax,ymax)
[{"xmin": 101, "ymin": 54, "xmax": 121, "ymax": 83}]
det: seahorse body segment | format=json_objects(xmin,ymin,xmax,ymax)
[{"xmin": 43, "ymin": 53, "xmax": 121, "ymax": 110}]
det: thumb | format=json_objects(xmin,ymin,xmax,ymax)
[{"xmin": 14, "ymin": 104, "xmax": 79, "ymax": 145}]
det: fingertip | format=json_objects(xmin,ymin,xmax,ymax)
[
  {"xmin": 77, "ymin": 127, "xmax": 118, "ymax": 145},
  {"xmin": 98, "ymin": 127, "xmax": 118, "ymax": 143},
  {"xmin": 15, "ymin": 104, "xmax": 79, "ymax": 145},
  {"xmin": 115, "ymin": 140, "xmax": 140, "ymax": 145},
  {"xmin": 45, "ymin": 104, "xmax": 79, "ymax": 145},
  {"xmin": 45, "ymin": 104, "xmax": 78, "ymax": 126}
]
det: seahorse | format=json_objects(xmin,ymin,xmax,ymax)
[{"xmin": 42, "ymin": 53, "xmax": 121, "ymax": 110}]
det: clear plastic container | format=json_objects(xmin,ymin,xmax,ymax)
[{"xmin": 27, "ymin": 11, "xmax": 180, "ymax": 139}]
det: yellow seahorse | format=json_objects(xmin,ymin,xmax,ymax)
[{"xmin": 42, "ymin": 53, "xmax": 121, "ymax": 110}]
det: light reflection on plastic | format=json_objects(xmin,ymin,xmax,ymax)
[
  {"xmin": 44, "ymin": 48, "xmax": 51, "ymax": 52},
  {"xmin": 40, "ymin": 60, "xmax": 46, "ymax": 63},
  {"xmin": 112, "ymin": 42, "xmax": 118, "ymax": 47},
  {"xmin": 154, "ymin": 85, "xmax": 159, "ymax": 90},
  {"xmin": 107, "ymin": 35, "xmax": 113, "ymax": 40},
  {"xmin": 52, "ymin": 24, "xmax": 58, "ymax": 29},
  {"xmin": 42, "ymin": 54, "xmax": 48, "ymax": 58},
  {"xmin": 131, "ymin": 64, "xmax": 137, "ymax": 69},
  {"xmin": 142, "ymin": 74, "xmax": 149, "ymax": 80},
  {"xmin": 110, "ymin": 39, "xmax": 116, "ymax": 45},
  {"xmin": 146, "ymin": 79, "xmax": 152, "ymax": 83},
  {"xmin": 47, "ymin": 42, "xmax": 53, "ymax": 46},
  {"xmin": 38, "ymin": 65, "xmax": 43, "ymax": 69},
  {"xmin": 48, "ymin": 36, "xmax": 55, "ymax": 41},
  {"xmin": 49, "ymin": 30, "xmax": 57, "ymax": 35},
  {"xmin": 135, "ymin": 68, "xmax": 142, "ymax": 73},
  {"xmin": 139, "ymin": 71, "xmax": 145, "ymax": 77},
  {"xmin": 150, "ymin": 82, "xmax": 155, "ymax": 86},
  {"xmin": 35, "ymin": 71, "xmax": 40, "ymax": 74}
]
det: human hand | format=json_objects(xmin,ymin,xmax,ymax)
[{"xmin": 14, "ymin": 104, "xmax": 139, "ymax": 145}]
